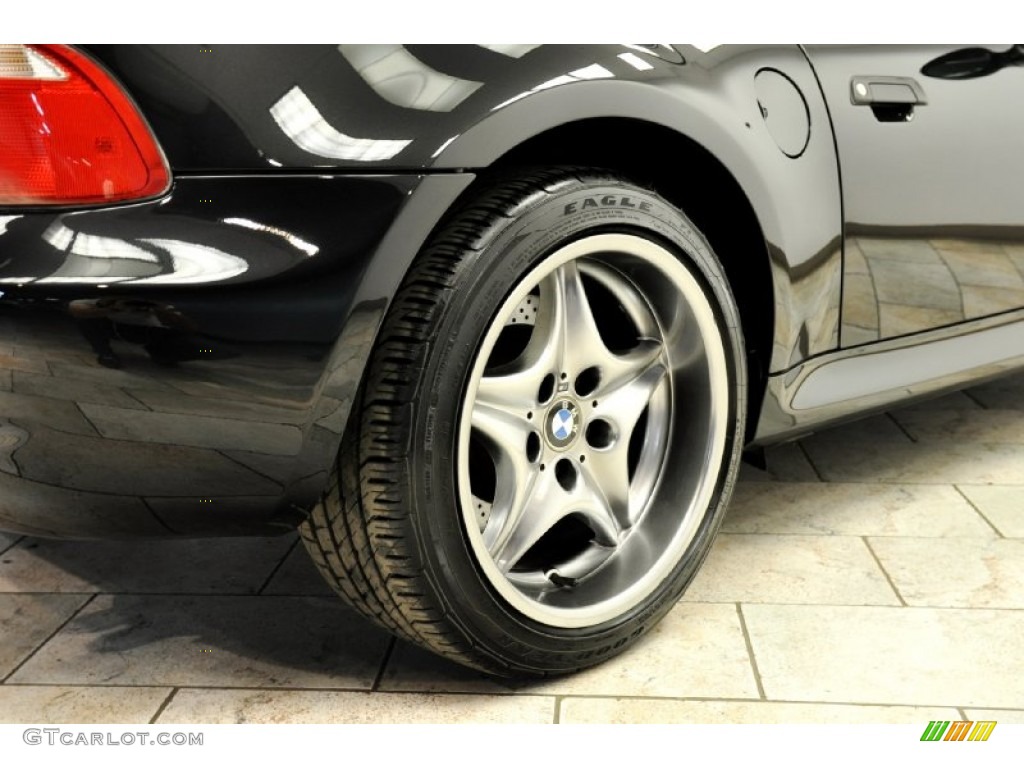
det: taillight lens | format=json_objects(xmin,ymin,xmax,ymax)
[{"xmin": 0, "ymin": 44, "xmax": 170, "ymax": 206}]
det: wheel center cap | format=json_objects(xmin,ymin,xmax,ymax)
[{"xmin": 546, "ymin": 399, "xmax": 580, "ymax": 450}]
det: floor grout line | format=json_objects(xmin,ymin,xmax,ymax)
[
  {"xmin": 735, "ymin": 603, "xmax": 767, "ymax": 700},
  {"xmin": 256, "ymin": 537, "xmax": 301, "ymax": 595},
  {"xmin": 72, "ymin": 401, "xmax": 104, "ymax": 438},
  {"xmin": 796, "ymin": 442, "xmax": 826, "ymax": 483},
  {"xmin": 962, "ymin": 389, "xmax": 989, "ymax": 410},
  {"xmin": 1, "ymin": 593, "xmax": 97, "ymax": 684},
  {"xmin": 0, "ymin": 536, "xmax": 24, "ymax": 558},
  {"xmin": 953, "ymin": 485, "xmax": 1005, "ymax": 538},
  {"xmin": 3, "ymin": 679, "xmax": 1001, "ymax": 712},
  {"xmin": 371, "ymin": 637, "xmax": 397, "ymax": 693},
  {"xmin": 553, "ymin": 695, "xmax": 563, "ymax": 724},
  {"xmin": 149, "ymin": 687, "xmax": 179, "ymax": 724},
  {"xmin": 886, "ymin": 412, "xmax": 918, "ymax": 443},
  {"xmin": 862, "ymin": 536, "xmax": 908, "ymax": 607}
]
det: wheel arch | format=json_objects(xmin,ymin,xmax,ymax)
[{"xmin": 482, "ymin": 117, "xmax": 776, "ymax": 442}]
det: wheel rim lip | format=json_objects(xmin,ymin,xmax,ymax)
[{"xmin": 456, "ymin": 232, "xmax": 730, "ymax": 629}]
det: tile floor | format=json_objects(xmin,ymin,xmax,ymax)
[{"xmin": 0, "ymin": 374, "xmax": 1022, "ymax": 724}]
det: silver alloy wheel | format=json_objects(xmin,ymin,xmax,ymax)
[{"xmin": 457, "ymin": 232, "xmax": 730, "ymax": 628}]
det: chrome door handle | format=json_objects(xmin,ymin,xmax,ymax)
[
  {"xmin": 850, "ymin": 76, "xmax": 927, "ymax": 106},
  {"xmin": 850, "ymin": 76, "xmax": 927, "ymax": 122}
]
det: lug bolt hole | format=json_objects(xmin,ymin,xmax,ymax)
[
  {"xmin": 586, "ymin": 419, "xmax": 614, "ymax": 449},
  {"xmin": 526, "ymin": 432, "xmax": 541, "ymax": 463},
  {"xmin": 538, "ymin": 374, "xmax": 555, "ymax": 404},
  {"xmin": 575, "ymin": 366, "xmax": 600, "ymax": 397},
  {"xmin": 555, "ymin": 458, "xmax": 577, "ymax": 492}
]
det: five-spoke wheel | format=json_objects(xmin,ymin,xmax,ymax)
[
  {"xmin": 302, "ymin": 170, "xmax": 746, "ymax": 674},
  {"xmin": 459, "ymin": 233, "xmax": 730, "ymax": 627}
]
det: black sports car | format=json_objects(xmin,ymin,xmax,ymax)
[{"xmin": 1, "ymin": 44, "xmax": 1022, "ymax": 675}]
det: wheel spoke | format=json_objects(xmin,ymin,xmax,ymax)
[
  {"xmin": 489, "ymin": 468, "xmax": 558, "ymax": 572},
  {"xmin": 470, "ymin": 398, "xmax": 533, "ymax": 464},
  {"xmin": 594, "ymin": 357, "xmax": 668, "ymax": 437},
  {"xmin": 572, "ymin": 466, "xmax": 624, "ymax": 547},
  {"xmin": 581, "ymin": 447, "xmax": 634, "ymax": 529},
  {"xmin": 595, "ymin": 339, "xmax": 663, "ymax": 397},
  {"xmin": 556, "ymin": 260, "xmax": 610, "ymax": 377},
  {"xmin": 490, "ymin": 459, "xmax": 623, "ymax": 574}
]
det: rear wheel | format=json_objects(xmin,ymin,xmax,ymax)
[{"xmin": 301, "ymin": 169, "xmax": 746, "ymax": 675}]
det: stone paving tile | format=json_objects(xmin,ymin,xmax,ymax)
[
  {"xmin": 0, "ymin": 368, "xmax": 11, "ymax": 392},
  {"xmin": 1008, "ymin": 247, "xmax": 1024, "ymax": 277},
  {"xmin": 891, "ymin": 408, "xmax": 1024, "ymax": 445},
  {"xmin": 260, "ymin": 543, "xmax": 335, "ymax": 596},
  {"xmin": 929, "ymin": 238, "xmax": 1008, "ymax": 255},
  {"xmin": 0, "ymin": 390, "xmax": 99, "ymax": 436},
  {"xmin": 802, "ymin": 414, "xmax": 909, "ymax": 445},
  {"xmin": 0, "ymin": 353, "xmax": 49, "ymax": 375},
  {"xmin": 158, "ymin": 688, "xmax": 556, "ymax": 724},
  {"xmin": 220, "ymin": 450, "xmax": 299, "ymax": 485},
  {"xmin": 0, "ymin": 471, "xmax": 168, "ymax": 538},
  {"xmin": 869, "ymin": 538, "xmax": 1024, "ymax": 609},
  {"xmin": 683, "ymin": 534, "xmax": 899, "ymax": 606},
  {"xmin": 842, "ymin": 325, "xmax": 879, "ymax": 346},
  {"xmin": 856, "ymin": 238, "xmax": 945, "ymax": 264},
  {"xmin": 895, "ymin": 391, "xmax": 981, "ymax": 412},
  {"xmin": 0, "ymin": 685, "xmax": 170, "ymax": 723},
  {"xmin": 743, "ymin": 605, "xmax": 1024, "ymax": 708},
  {"xmin": 938, "ymin": 249, "xmax": 1024, "ymax": 290},
  {"xmin": 381, "ymin": 603, "xmax": 758, "ymax": 699},
  {"xmin": 378, "ymin": 642, "xmax": 530, "ymax": 696},
  {"xmin": 559, "ymin": 698, "xmax": 962, "ymax": 724},
  {"xmin": 0, "ymin": 594, "xmax": 89, "ymax": 678},
  {"xmin": 12, "ymin": 371, "xmax": 147, "ymax": 409},
  {"xmin": 0, "ymin": 419, "xmax": 27, "ymax": 475},
  {"xmin": 736, "ymin": 442, "xmax": 820, "ymax": 483},
  {"xmin": 963, "ymin": 708, "xmax": 1024, "ymax": 724},
  {"xmin": 125, "ymin": 388, "xmax": 307, "ymax": 425},
  {"xmin": 879, "ymin": 304, "xmax": 964, "ymax": 339},
  {"xmin": 845, "ymin": 239, "xmax": 870, "ymax": 274},
  {"xmin": 870, "ymin": 260, "xmax": 960, "ymax": 311},
  {"xmin": 842, "ymin": 274, "xmax": 879, "ymax": 329},
  {"xmin": 724, "ymin": 482, "xmax": 994, "ymax": 538},
  {"xmin": 14, "ymin": 428, "xmax": 281, "ymax": 496},
  {"xmin": 0, "ymin": 536, "xmax": 294, "ymax": 595},
  {"xmin": 963, "ymin": 285, "xmax": 1024, "ymax": 318},
  {"xmin": 12, "ymin": 345, "xmax": 92, "ymax": 366},
  {"xmin": 802, "ymin": 437, "xmax": 1024, "ymax": 485},
  {"xmin": 45, "ymin": 360, "xmax": 178, "ymax": 390},
  {"xmin": 958, "ymin": 485, "xmax": 1023, "ymax": 537},
  {"xmin": 966, "ymin": 376, "xmax": 1024, "ymax": 410},
  {"xmin": 79, "ymin": 403, "xmax": 303, "ymax": 455},
  {"xmin": 9, "ymin": 595, "xmax": 391, "ymax": 690}
]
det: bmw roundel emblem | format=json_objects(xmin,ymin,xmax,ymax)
[{"xmin": 547, "ymin": 399, "xmax": 579, "ymax": 448}]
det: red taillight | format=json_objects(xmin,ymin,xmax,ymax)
[{"xmin": 0, "ymin": 44, "xmax": 170, "ymax": 206}]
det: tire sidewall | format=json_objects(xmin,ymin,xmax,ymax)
[{"xmin": 408, "ymin": 178, "xmax": 746, "ymax": 669}]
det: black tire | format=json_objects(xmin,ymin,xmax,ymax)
[{"xmin": 300, "ymin": 168, "xmax": 746, "ymax": 676}]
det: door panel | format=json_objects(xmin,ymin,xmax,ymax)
[{"xmin": 804, "ymin": 45, "xmax": 1024, "ymax": 346}]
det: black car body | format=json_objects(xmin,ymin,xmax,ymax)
[{"xmin": 1, "ymin": 44, "xmax": 1022, "ymax": 674}]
